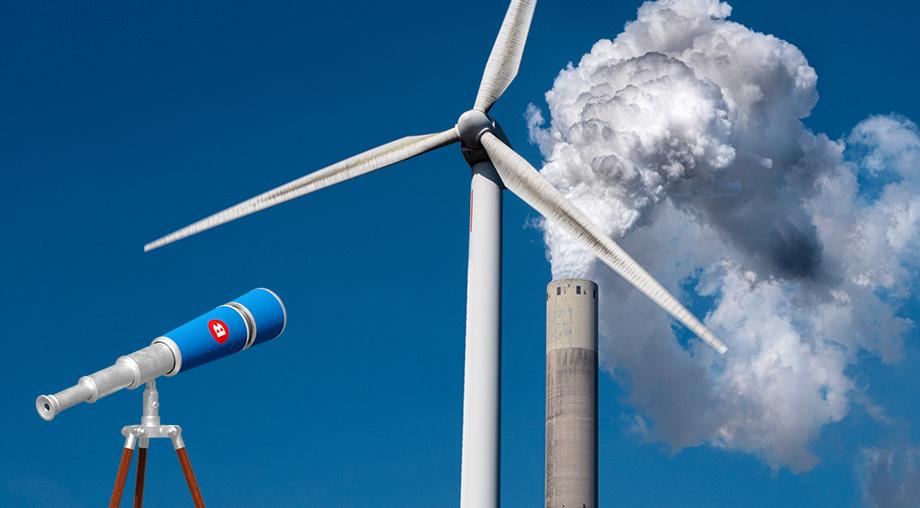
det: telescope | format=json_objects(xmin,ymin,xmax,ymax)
[{"xmin": 36, "ymin": 288, "xmax": 286, "ymax": 421}]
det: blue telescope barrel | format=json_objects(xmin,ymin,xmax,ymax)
[
  {"xmin": 156, "ymin": 288, "xmax": 287, "ymax": 373},
  {"xmin": 36, "ymin": 288, "xmax": 286, "ymax": 421}
]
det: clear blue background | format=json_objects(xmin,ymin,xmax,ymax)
[{"xmin": 2, "ymin": 1, "xmax": 918, "ymax": 506}]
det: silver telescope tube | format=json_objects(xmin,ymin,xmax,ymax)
[{"xmin": 36, "ymin": 340, "xmax": 178, "ymax": 421}]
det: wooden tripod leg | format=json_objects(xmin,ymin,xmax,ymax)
[
  {"xmin": 109, "ymin": 447, "xmax": 134, "ymax": 508},
  {"xmin": 133, "ymin": 445, "xmax": 148, "ymax": 508},
  {"xmin": 176, "ymin": 447, "xmax": 206, "ymax": 507}
]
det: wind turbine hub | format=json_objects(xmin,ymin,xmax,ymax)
[{"xmin": 457, "ymin": 109, "xmax": 494, "ymax": 149}]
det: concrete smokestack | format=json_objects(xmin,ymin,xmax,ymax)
[{"xmin": 545, "ymin": 279, "xmax": 598, "ymax": 508}]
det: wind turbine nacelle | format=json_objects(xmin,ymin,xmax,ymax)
[{"xmin": 36, "ymin": 288, "xmax": 286, "ymax": 421}]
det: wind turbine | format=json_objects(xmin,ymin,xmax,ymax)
[{"xmin": 145, "ymin": 1, "xmax": 728, "ymax": 506}]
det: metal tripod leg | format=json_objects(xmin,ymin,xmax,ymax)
[
  {"xmin": 110, "ymin": 382, "xmax": 207, "ymax": 507},
  {"xmin": 175, "ymin": 445, "xmax": 205, "ymax": 507},
  {"xmin": 133, "ymin": 439, "xmax": 148, "ymax": 508},
  {"xmin": 110, "ymin": 433, "xmax": 138, "ymax": 508}
]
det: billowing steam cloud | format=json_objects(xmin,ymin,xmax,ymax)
[{"xmin": 528, "ymin": 0, "xmax": 920, "ymax": 471}]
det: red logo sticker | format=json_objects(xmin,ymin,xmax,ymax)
[{"xmin": 208, "ymin": 319, "xmax": 229, "ymax": 344}]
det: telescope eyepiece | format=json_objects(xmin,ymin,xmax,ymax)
[{"xmin": 36, "ymin": 395, "xmax": 58, "ymax": 421}]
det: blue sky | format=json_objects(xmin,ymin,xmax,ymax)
[{"xmin": 2, "ymin": 1, "xmax": 919, "ymax": 506}]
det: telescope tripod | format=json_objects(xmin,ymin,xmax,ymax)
[{"xmin": 108, "ymin": 381, "xmax": 205, "ymax": 507}]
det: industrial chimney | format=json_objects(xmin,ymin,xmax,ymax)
[{"xmin": 546, "ymin": 279, "xmax": 598, "ymax": 508}]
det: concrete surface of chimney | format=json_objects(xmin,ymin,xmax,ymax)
[{"xmin": 546, "ymin": 279, "xmax": 598, "ymax": 508}]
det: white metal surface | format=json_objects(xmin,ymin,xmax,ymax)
[
  {"xmin": 122, "ymin": 381, "xmax": 186, "ymax": 451},
  {"xmin": 474, "ymin": 0, "xmax": 538, "ymax": 112},
  {"xmin": 480, "ymin": 131, "xmax": 728, "ymax": 354},
  {"xmin": 145, "ymin": 128, "xmax": 460, "ymax": 251},
  {"xmin": 460, "ymin": 162, "xmax": 503, "ymax": 508},
  {"xmin": 457, "ymin": 110, "xmax": 495, "ymax": 148}
]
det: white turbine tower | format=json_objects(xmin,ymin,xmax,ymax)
[{"xmin": 146, "ymin": 1, "xmax": 728, "ymax": 506}]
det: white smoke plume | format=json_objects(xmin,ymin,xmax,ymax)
[{"xmin": 528, "ymin": 0, "xmax": 920, "ymax": 471}]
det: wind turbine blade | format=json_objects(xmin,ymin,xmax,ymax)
[
  {"xmin": 480, "ymin": 132, "xmax": 728, "ymax": 354},
  {"xmin": 473, "ymin": 0, "xmax": 537, "ymax": 112},
  {"xmin": 145, "ymin": 127, "xmax": 460, "ymax": 252}
]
